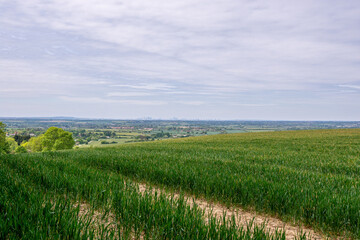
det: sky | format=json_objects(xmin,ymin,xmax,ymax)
[{"xmin": 0, "ymin": 0, "xmax": 359, "ymax": 120}]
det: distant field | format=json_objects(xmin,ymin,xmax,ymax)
[
  {"xmin": 73, "ymin": 129, "xmax": 360, "ymax": 238},
  {"xmin": 77, "ymin": 132, "xmax": 140, "ymax": 148},
  {"xmin": 78, "ymin": 138, "xmax": 129, "ymax": 148},
  {"xmin": 2, "ymin": 129, "xmax": 360, "ymax": 238}
]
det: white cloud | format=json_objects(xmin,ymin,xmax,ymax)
[
  {"xmin": 175, "ymin": 101, "xmax": 205, "ymax": 106},
  {"xmin": 338, "ymin": 84, "xmax": 360, "ymax": 90},
  {"xmin": 3, "ymin": 0, "xmax": 360, "ymax": 92},
  {"xmin": 1, "ymin": 0, "xmax": 360, "ymax": 119},
  {"xmin": 111, "ymin": 83, "xmax": 176, "ymax": 91},
  {"xmin": 107, "ymin": 92, "xmax": 154, "ymax": 97},
  {"xmin": 0, "ymin": 88, "xmax": 34, "ymax": 93},
  {"xmin": 59, "ymin": 96, "xmax": 166, "ymax": 105},
  {"xmin": 230, "ymin": 103, "xmax": 276, "ymax": 107}
]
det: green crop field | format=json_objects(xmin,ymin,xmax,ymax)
[
  {"xmin": 0, "ymin": 151, "xmax": 283, "ymax": 239},
  {"xmin": 1, "ymin": 129, "xmax": 360, "ymax": 239}
]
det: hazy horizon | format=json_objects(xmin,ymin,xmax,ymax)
[{"xmin": 1, "ymin": 116, "xmax": 360, "ymax": 122}]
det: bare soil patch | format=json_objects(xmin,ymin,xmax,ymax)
[
  {"xmin": 76, "ymin": 202, "xmax": 146, "ymax": 240},
  {"xmin": 75, "ymin": 202, "xmax": 119, "ymax": 239}
]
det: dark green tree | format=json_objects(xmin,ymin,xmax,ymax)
[
  {"xmin": 14, "ymin": 134, "xmax": 31, "ymax": 145},
  {"xmin": 0, "ymin": 122, "xmax": 10, "ymax": 154}
]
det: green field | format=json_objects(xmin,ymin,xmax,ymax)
[
  {"xmin": 2, "ymin": 129, "xmax": 360, "ymax": 238},
  {"xmin": 0, "ymin": 150, "xmax": 282, "ymax": 239}
]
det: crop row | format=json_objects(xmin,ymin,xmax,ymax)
[
  {"xmin": 0, "ymin": 161, "xmax": 96, "ymax": 239},
  {"xmin": 1, "ymin": 152, "xmax": 285, "ymax": 239},
  {"xmin": 57, "ymin": 129, "xmax": 360, "ymax": 238}
]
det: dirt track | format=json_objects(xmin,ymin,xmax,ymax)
[
  {"xmin": 75, "ymin": 181, "xmax": 327, "ymax": 239},
  {"xmin": 137, "ymin": 183, "xmax": 325, "ymax": 240}
]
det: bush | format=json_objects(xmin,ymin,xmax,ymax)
[
  {"xmin": 15, "ymin": 146, "xmax": 27, "ymax": 153},
  {"xmin": 0, "ymin": 122, "xmax": 9, "ymax": 154}
]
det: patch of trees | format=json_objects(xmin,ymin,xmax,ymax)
[
  {"xmin": 135, "ymin": 135, "xmax": 150, "ymax": 141},
  {"xmin": 101, "ymin": 140, "xmax": 117, "ymax": 144},
  {"xmin": 22, "ymin": 127, "xmax": 75, "ymax": 152},
  {"xmin": 14, "ymin": 134, "xmax": 31, "ymax": 145},
  {"xmin": 6, "ymin": 137, "xmax": 18, "ymax": 153},
  {"xmin": 103, "ymin": 131, "xmax": 116, "ymax": 137},
  {"xmin": 0, "ymin": 122, "xmax": 25, "ymax": 154},
  {"xmin": 77, "ymin": 139, "xmax": 88, "ymax": 144},
  {"xmin": 0, "ymin": 122, "xmax": 9, "ymax": 154},
  {"xmin": 151, "ymin": 132, "xmax": 171, "ymax": 138}
]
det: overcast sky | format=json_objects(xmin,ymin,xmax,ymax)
[{"xmin": 0, "ymin": 0, "xmax": 359, "ymax": 120}]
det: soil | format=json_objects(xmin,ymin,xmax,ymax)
[
  {"xmin": 74, "ymin": 181, "xmax": 331, "ymax": 239},
  {"xmin": 76, "ymin": 202, "xmax": 119, "ymax": 239},
  {"xmin": 136, "ymin": 183, "xmax": 325, "ymax": 240}
]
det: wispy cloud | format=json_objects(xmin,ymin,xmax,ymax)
[
  {"xmin": 0, "ymin": 88, "xmax": 35, "ymax": 93},
  {"xmin": 338, "ymin": 84, "xmax": 360, "ymax": 90},
  {"xmin": 230, "ymin": 103, "xmax": 277, "ymax": 107},
  {"xmin": 111, "ymin": 83, "xmax": 176, "ymax": 91},
  {"xmin": 1, "ymin": 0, "xmax": 360, "ymax": 119},
  {"xmin": 107, "ymin": 92, "xmax": 154, "ymax": 97},
  {"xmin": 59, "ymin": 96, "xmax": 166, "ymax": 105},
  {"xmin": 175, "ymin": 101, "xmax": 205, "ymax": 106}
]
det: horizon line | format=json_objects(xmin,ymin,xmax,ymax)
[{"xmin": 0, "ymin": 116, "xmax": 359, "ymax": 122}]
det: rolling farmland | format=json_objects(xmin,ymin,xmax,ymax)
[{"xmin": 1, "ymin": 129, "xmax": 360, "ymax": 239}]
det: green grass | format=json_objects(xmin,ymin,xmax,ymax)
[
  {"xmin": 68, "ymin": 129, "xmax": 360, "ymax": 238},
  {"xmin": 1, "ymin": 148, "xmax": 284, "ymax": 239},
  {"xmin": 78, "ymin": 138, "xmax": 130, "ymax": 148},
  {"xmin": 0, "ymin": 161, "xmax": 95, "ymax": 239},
  {"xmin": 2, "ymin": 128, "xmax": 359, "ymax": 238}
]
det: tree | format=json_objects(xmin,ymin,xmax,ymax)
[
  {"xmin": 22, "ymin": 135, "xmax": 44, "ymax": 152},
  {"xmin": 0, "ymin": 122, "xmax": 10, "ymax": 154},
  {"xmin": 21, "ymin": 127, "xmax": 75, "ymax": 152},
  {"xmin": 15, "ymin": 145, "xmax": 27, "ymax": 153},
  {"xmin": 42, "ymin": 127, "xmax": 75, "ymax": 151},
  {"xmin": 14, "ymin": 134, "xmax": 31, "ymax": 145},
  {"xmin": 6, "ymin": 137, "xmax": 18, "ymax": 153}
]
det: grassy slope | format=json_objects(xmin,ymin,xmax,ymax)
[
  {"xmin": 70, "ymin": 129, "xmax": 360, "ymax": 238},
  {"xmin": 2, "ymin": 129, "xmax": 359, "ymax": 238},
  {"xmin": 1, "ymin": 145, "xmax": 282, "ymax": 239}
]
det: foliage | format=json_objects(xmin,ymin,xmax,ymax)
[
  {"xmin": 6, "ymin": 137, "xmax": 18, "ymax": 153},
  {"xmin": 22, "ymin": 135, "xmax": 44, "ymax": 152},
  {"xmin": 42, "ymin": 127, "xmax": 75, "ymax": 151},
  {"xmin": 0, "ymin": 122, "xmax": 10, "ymax": 154},
  {"xmin": 14, "ymin": 134, "xmax": 31, "ymax": 146},
  {"xmin": 15, "ymin": 145, "xmax": 28, "ymax": 153},
  {"xmin": 22, "ymin": 127, "xmax": 75, "ymax": 152}
]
